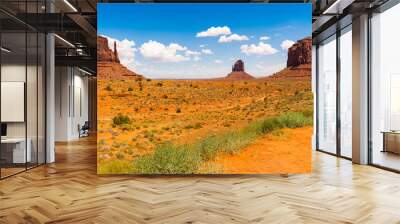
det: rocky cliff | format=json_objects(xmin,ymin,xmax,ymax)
[
  {"xmin": 97, "ymin": 36, "xmax": 142, "ymax": 80},
  {"xmin": 268, "ymin": 37, "xmax": 311, "ymax": 80},
  {"xmin": 286, "ymin": 37, "xmax": 312, "ymax": 67},
  {"xmin": 226, "ymin": 60, "xmax": 254, "ymax": 80},
  {"xmin": 97, "ymin": 36, "xmax": 120, "ymax": 63}
]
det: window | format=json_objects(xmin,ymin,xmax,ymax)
[
  {"xmin": 317, "ymin": 35, "xmax": 337, "ymax": 154},
  {"xmin": 339, "ymin": 26, "xmax": 352, "ymax": 158},
  {"xmin": 370, "ymin": 2, "xmax": 400, "ymax": 171}
]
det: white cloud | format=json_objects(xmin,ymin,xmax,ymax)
[
  {"xmin": 103, "ymin": 35, "xmax": 137, "ymax": 70},
  {"xmin": 196, "ymin": 26, "xmax": 231, "ymax": 37},
  {"xmin": 139, "ymin": 40, "xmax": 189, "ymax": 62},
  {"xmin": 199, "ymin": 44, "xmax": 206, "ymax": 48},
  {"xmin": 259, "ymin": 36, "xmax": 270, "ymax": 40},
  {"xmin": 214, "ymin": 59, "xmax": 223, "ymax": 64},
  {"xmin": 218, "ymin": 34, "xmax": 249, "ymax": 43},
  {"xmin": 185, "ymin": 50, "xmax": 201, "ymax": 57},
  {"xmin": 280, "ymin": 39, "xmax": 295, "ymax": 50},
  {"xmin": 240, "ymin": 42, "xmax": 278, "ymax": 56},
  {"xmin": 193, "ymin": 56, "xmax": 201, "ymax": 62},
  {"xmin": 201, "ymin": 49, "xmax": 213, "ymax": 55}
]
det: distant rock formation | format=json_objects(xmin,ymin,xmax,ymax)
[
  {"xmin": 226, "ymin": 60, "xmax": 255, "ymax": 80},
  {"xmin": 97, "ymin": 36, "xmax": 143, "ymax": 80},
  {"xmin": 232, "ymin": 60, "xmax": 244, "ymax": 72},
  {"xmin": 287, "ymin": 37, "xmax": 312, "ymax": 67}
]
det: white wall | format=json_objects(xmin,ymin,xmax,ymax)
[{"xmin": 54, "ymin": 67, "xmax": 89, "ymax": 141}]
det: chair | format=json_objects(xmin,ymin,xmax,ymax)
[{"xmin": 79, "ymin": 121, "xmax": 90, "ymax": 138}]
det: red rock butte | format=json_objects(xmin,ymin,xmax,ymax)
[
  {"xmin": 97, "ymin": 36, "xmax": 143, "ymax": 80},
  {"xmin": 225, "ymin": 60, "xmax": 255, "ymax": 80},
  {"xmin": 268, "ymin": 37, "xmax": 311, "ymax": 80}
]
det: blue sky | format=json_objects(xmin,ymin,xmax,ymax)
[{"xmin": 98, "ymin": 3, "xmax": 311, "ymax": 79}]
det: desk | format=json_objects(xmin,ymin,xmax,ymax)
[
  {"xmin": 382, "ymin": 131, "xmax": 400, "ymax": 154},
  {"xmin": 1, "ymin": 138, "xmax": 31, "ymax": 163}
]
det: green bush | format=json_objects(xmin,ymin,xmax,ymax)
[
  {"xmin": 300, "ymin": 108, "xmax": 313, "ymax": 118},
  {"xmin": 112, "ymin": 113, "xmax": 131, "ymax": 126},
  {"xmin": 133, "ymin": 143, "xmax": 201, "ymax": 174}
]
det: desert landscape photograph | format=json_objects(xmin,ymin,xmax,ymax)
[{"xmin": 97, "ymin": 3, "xmax": 313, "ymax": 174}]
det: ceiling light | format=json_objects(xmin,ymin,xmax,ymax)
[
  {"xmin": 54, "ymin": 34, "xmax": 75, "ymax": 48},
  {"xmin": 1, "ymin": 47, "xmax": 11, "ymax": 53},
  {"xmin": 63, "ymin": 0, "xmax": 78, "ymax": 12}
]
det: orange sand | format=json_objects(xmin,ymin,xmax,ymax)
[{"xmin": 214, "ymin": 127, "xmax": 313, "ymax": 174}]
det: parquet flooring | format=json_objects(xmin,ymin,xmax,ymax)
[{"xmin": 1, "ymin": 135, "xmax": 400, "ymax": 223}]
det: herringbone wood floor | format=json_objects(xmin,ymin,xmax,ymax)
[{"xmin": 1, "ymin": 136, "xmax": 400, "ymax": 224}]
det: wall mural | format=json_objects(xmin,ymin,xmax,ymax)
[{"xmin": 97, "ymin": 3, "xmax": 313, "ymax": 174}]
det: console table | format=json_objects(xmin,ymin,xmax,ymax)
[
  {"xmin": 1, "ymin": 138, "xmax": 32, "ymax": 164},
  {"xmin": 382, "ymin": 131, "xmax": 400, "ymax": 154}
]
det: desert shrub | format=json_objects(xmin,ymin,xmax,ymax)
[
  {"xmin": 128, "ymin": 87, "xmax": 133, "ymax": 91},
  {"xmin": 116, "ymin": 151, "xmax": 125, "ymax": 160},
  {"xmin": 184, "ymin": 124, "xmax": 194, "ymax": 129},
  {"xmin": 105, "ymin": 85, "xmax": 112, "ymax": 91},
  {"xmin": 127, "ymin": 148, "xmax": 134, "ymax": 155},
  {"xmin": 143, "ymin": 130, "xmax": 155, "ymax": 139},
  {"xmin": 176, "ymin": 108, "xmax": 181, "ymax": 113},
  {"xmin": 112, "ymin": 113, "xmax": 131, "ymax": 126},
  {"xmin": 156, "ymin": 82, "xmax": 163, "ymax": 87},
  {"xmin": 300, "ymin": 108, "xmax": 313, "ymax": 118},
  {"xmin": 184, "ymin": 123, "xmax": 202, "ymax": 129},
  {"xmin": 133, "ymin": 143, "xmax": 201, "ymax": 174},
  {"xmin": 253, "ymin": 112, "xmax": 313, "ymax": 135},
  {"xmin": 98, "ymin": 160, "xmax": 135, "ymax": 174},
  {"xmin": 193, "ymin": 122, "xmax": 202, "ymax": 129}
]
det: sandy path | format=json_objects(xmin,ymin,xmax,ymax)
[{"xmin": 214, "ymin": 127, "xmax": 313, "ymax": 174}]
